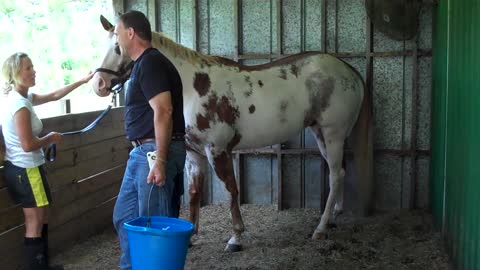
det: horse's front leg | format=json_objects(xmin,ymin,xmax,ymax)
[
  {"xmin": 185, "ymin": 150, "xmax": 207, "ymax": 235},
  {"xmin": 206, "ymin": 147, "xmax": 245, "ymax": 252}
]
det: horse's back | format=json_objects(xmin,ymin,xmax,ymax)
[
  {"xmin": 183, "ymin": 52, "xmax": 364, "ymax": 151},
  {"xmin": 229, "ymin": 54, "xmax": 364, "ymax": 149}
]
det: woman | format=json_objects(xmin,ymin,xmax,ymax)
[{"xmin": 1, "ymin": 52, "xmax": 93, "ymax": 270}]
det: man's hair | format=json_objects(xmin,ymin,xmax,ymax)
[{"xmin": 119, "ymin": 10, "xmax": 152, "ymax": 42}]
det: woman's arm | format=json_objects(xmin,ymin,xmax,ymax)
[
  {"xmin": 32, "ymin": 72, "xmax": 94, "ymax": 106},
  {"xmin": 14, "ymin": 108, "xmax": 61, "ymax": 152}
]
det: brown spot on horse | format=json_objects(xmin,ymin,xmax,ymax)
[
  {"xmin": 291, "ymin": 64, "xmax": 299, "ymax": 77},
  {"xmin": 193, "ymin": 72, "xmax": 211, "ymax": 97},
  {"xmin": 196, "ymin": 114, "xmax": 210, "ymax": 131},
  {"xmin": 279, "ymin": 69, "xmax": 287, "ymax": 80},
  {"xmin": 303, "ymin": 73, "xmax": 336, "ymax": 125},
  {"xmin": 249, "ymin": 105, "xmax": 256, "ymax": 113},
  {"xmin": 217, "ymin": 96, "xmax": 240, "ymax": 125},
  {"xmin": 202, "ymin": 93, "xmax": 240, "ymax": 126},
  {"xmin": 279, "ymin": 100, "xmax": 289, "ymax": 123},
  {"xmin": 227, "ymin": 133, "xmax": 242, "ymax": 151}
]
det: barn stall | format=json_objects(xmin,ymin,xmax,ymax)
[{"xmin": 0, "ymin": 0, "xmax": 477, "ymax": 269}]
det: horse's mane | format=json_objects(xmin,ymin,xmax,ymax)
[
  {"xmin": 151, "ymin": 32, "xmax": 326, "ymax": 70},
  {"xmin": 152, "ymin": 32, "xmax": 219, "ymax": 65}
]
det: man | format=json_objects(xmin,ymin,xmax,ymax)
[{"xmin": 112, "ymin": 10, "xmax": 186, "ymax": 270}]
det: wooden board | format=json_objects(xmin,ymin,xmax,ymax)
[
  {"xmin": 0, "ymin": 165, "xmax": 125, "ymax": 232},
  {"xmin": 0, "ymin": 198, "xmax": 116, "ymax": 270},
  {"xmin": 0, "ymin": 107, "xmax": 128, "ymax": 270}
]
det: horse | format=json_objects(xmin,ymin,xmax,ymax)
[{"xmin": 92, "ymin": 15, "xmax": 374, "ymax": 252}]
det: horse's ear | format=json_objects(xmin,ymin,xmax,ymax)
[{"xmin": 100, "ymin": 15, "xmax": 114, "ymax": 31}]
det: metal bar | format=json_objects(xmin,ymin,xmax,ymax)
[
  {"xmin": 233, "ymin": 0, "xmax": 242, "ymax": 204},
  {"xmin": 233, "ymin": 148, "xmax": 430, "ymax": 157},
  {"xmin": 207, "ymin": 0, "xmax": 211, "ymax": 55},
  {"xmin": 410, "ymin": 34, "xmax": 420, "ymax": 209},
  {"xmin": 300, "ymin": 0, "xmax": 306, "ymax": 208},
  {"xmin": 400, "ymin": 39, "xmax": 407, "ymax": 208},
  {"xmin": 275, "ymin": 0, "xmax": 283, "ymax": 211},
  {"xmin": 234, "ymin": 153, "xmax": 244, "ymax": 204},
  {"xmin": 276, "ymin": 0, "xmax": 282, "ymax": 58},
  {"xmin": 192, "ymin": 0, "xmax": 198, "ymax": 51},
  {"xmin": 176, "ymin": 0, "xmax": 181, "ymax": 43},
  {"xmin": 321, "ymin": 154, "xmax": 328, "ymax": 211},
  {"xmin": 232, "ymin": 49, "xmax": 432, "ymax": 60},
  {"xmin": 269, "ymin": 0, "xmax": 273, "ymax": 62},
  {"xmin": 321, "ymin": 0, "xmax": 327, "ymax": 53},
  {"xmin": 320, "ymin": 0, "xmax": 328, "ymax": 210},
  {"xmin": 275, "ymin": 144, "xmax": 283, "ymax": 210},
  {"xmin": 334, "ymin": 0, "xmax": 338, "ymax": 53},
  {"xmin": 300, "ymin": 0, "xmax": 306, "ymax": 52},
  {"xmin": 112, "ymin": 0, "xmax": 125, "ymax": 15},
  {"xmin": 64, "ymin": 99, "xmax": 71, "ymax": 114},
  {"xmin": 233, "ymin": 0, "xmax": 240, "ymax": 62},
  {"xmin": 365, "ymin": 15, "xmax": 374, "ymax": 143},
  {"xmin": 118, "ymin": 90, "xmax": 125, "ymax": 106},
  {"xmin": 147, "ymin": 0, "xmax": 157, "ymax": 31},
  {"xmin": 158, "ymin": 0, "xmax": 162, "ymax": 32}
]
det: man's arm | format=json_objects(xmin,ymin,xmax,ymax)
[{"xmin": 147, "ymin": 91, "xmax": 173, "ymax": 185}]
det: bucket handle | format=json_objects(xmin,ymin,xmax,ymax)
[{"xmin": 146, "ymin": 151, "xmax": 158, "ymax": 227}]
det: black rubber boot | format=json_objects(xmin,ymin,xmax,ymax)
[
  {"xmin": 42, "ymin": 224, "xmax": 64, "ymax": 270},
  {"xmin": 24, "ymin": 237, "xmax": 48, "ymax": 270}
]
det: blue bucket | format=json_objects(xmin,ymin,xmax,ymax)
[{"xmin": 124, "ymin": 216, "xmax": 194, "ymax": 270}]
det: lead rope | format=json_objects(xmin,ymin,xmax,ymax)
[{"xmin": 46, "ymin": 85, "xmax": 121, "ymax": 162}]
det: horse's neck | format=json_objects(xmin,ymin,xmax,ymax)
[{"xmin": 153, "ymin": 33, "xmax": 204, "ymax": 71}]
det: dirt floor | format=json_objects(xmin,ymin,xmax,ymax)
[{"xmin": 52, "ymin": 204, "xmax": 452, "ymax": 270}]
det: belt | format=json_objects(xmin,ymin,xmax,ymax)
[
  {"xmin": 171, "ymin": 133, "xmax": 185, "ymax": 141},
  {"xmin": 131, "ymin": 134, "xmax": 185, "ymax": 147},
  {"xmin": 131, "ymin": 138, "xmax": 155, "ymax": 147}
]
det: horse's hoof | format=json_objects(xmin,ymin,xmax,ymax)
[
  {"xmin": 312, "ymin": 231, "xmax": 328, "ymax": 240},
  {"xmin": 225, "ymin": 243, "xmax": 243, "ymax": 252}
]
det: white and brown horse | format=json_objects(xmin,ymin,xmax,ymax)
[{"xmin": 92, "ymin": 16, "xmax": 374, "ymax": 251}]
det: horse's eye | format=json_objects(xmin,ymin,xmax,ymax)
[{"xmin": 114, "ymin": 45, "xmax": 121, "ymax": 55}]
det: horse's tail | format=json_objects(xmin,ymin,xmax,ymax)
[{"xmin": 351, "ymin": 81, "xmax": 375, "ymax": 216}]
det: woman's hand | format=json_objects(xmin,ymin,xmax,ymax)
[
  {"xmin": 46, "ymin": 132, "xmax": 63, "ymax": 144},
  {"xmin": 80, "ymin": 71, "xmax": 94, "ymax": 84}
]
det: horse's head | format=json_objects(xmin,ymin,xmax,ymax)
[{"xmin": 91, "ymin": 15, "xmax": 133, "ymax": 97}]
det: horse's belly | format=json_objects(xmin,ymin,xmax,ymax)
[{"xmin": 234, "ymin": 113, "xmax": 306, "ymax": 150}]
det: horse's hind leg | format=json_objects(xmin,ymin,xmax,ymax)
[
  {"xmin": 185, "ymin": 150, "xmax": 208, "ymax": 236},
  {"xmin": 205, "ymin": 146, "xmax": 245, "ymax": 252},
  {"xmin": 310, "ymin": 126, "xmax": 346, "ymax": 240},
  {"xmin": 310, "ymin": 126, "xmax": 344, "ymax": 217}
]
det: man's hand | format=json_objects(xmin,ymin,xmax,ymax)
[{"xmin": 147, "ymin": 160, "xmax": 166, "ymax": 186}]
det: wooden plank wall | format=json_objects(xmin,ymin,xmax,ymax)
[{"xmin": 0, "ymin": 107, "xmax": 129, "ymax": 270}]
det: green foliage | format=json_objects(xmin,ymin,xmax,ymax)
[
  {"xmin": 0, "ymin": 0, "xmax": 113, "ymax": 99},
  {"xmin": 61, "ymin": 60, "xmax": 75, "ymax": 71}
]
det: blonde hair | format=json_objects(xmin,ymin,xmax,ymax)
[{"xmin": 2, "ymin": 52, "xmax": 28, "ymax": 95}]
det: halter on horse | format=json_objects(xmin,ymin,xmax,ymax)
[{"xmin": 92, "ymin": 15, "xmax": 374, "ymax": 252}]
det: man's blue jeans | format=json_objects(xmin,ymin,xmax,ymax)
[{"xmin": 113, "ymin": 141, "xmax": 186, "ymax": 270}]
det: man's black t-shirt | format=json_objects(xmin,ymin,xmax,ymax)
[{"xmin": 124, "ymin": 47, "xmax": 185, "ymax": 141}]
